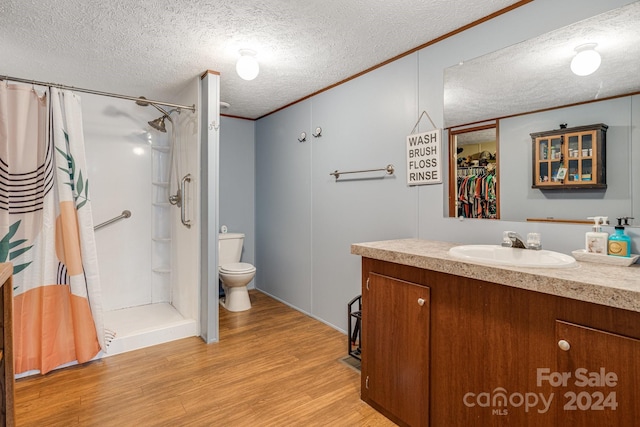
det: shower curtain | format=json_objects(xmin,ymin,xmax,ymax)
[{"xmin": 0, "ymin": 83, "xmax": 104, "ymax": 374}]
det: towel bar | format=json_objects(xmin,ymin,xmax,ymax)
[{"xmin": 330, "ymin": 164, "xmax": 394, "ymax": 180}]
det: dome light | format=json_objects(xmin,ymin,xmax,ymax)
[
  {"xmin": 236, "ymin": 49, "xmax": 259, "ymax": 81},
  {"xmin": 570, "ymin": 43, "xmax": 601, "ymax": 76}
]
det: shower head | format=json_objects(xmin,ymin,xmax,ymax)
[
  {"xmin": 137, "ymin": 96, "xmax": 174, "ymax": 132},
  {"xmin": 148, "ymin": 116, "xmax": 167, "ymax": 132}
]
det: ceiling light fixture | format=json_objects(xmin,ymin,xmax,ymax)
[
  {"xmin": 236, "ymin": 49, "xmax": 259, "ymax": 81},
  {"xmin": 570, "ymin": 43, "xmax": 601, "ymax": 76}
]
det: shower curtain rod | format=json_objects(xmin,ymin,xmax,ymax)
[{"xmin": 2, "ymin": 75, "xmax": 196, "ymax": 112}]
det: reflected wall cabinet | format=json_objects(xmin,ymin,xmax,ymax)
[{"xmin": 531, "ymin": 123, "xmax": 607, "ymax": 189}]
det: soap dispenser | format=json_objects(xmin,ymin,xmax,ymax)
[
  {"xmin": 608, "ymin": 217, "xmax": 633, "ymax": 257},
  {"xmin": 585, "ymin": 216, "xmax": 608, "ymax": 254}
]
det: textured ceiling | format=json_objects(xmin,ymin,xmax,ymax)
[
  {"xmin": 0, "ymin": 0, "xmax": 522, "ymax": 119},
  {"xmin": 444, "ymin": 1, "xmax": 640, "ymax": 127}
]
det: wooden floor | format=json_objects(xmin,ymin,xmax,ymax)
[{"xmin": 15, "ymin": 290, "xmax": 395, "ymax": 426}]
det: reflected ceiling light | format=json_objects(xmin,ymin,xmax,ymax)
[
  {"xmin": 570, "ymin": 43, "xmax": 601, "ymax": 76},
  {"xmin": 236, "ymin": 49, "xmax": 259, "ymax": 80}
]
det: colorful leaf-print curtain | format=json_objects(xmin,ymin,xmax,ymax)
[{"xmin": 0, "ymin": 83, "xmax": 104, "ymax": 374}]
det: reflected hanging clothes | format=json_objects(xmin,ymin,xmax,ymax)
[
  {"xmin": 456, "ymin": 169, "xmax": 497, "ymax": 219},
  {"xmin": 0, "ymin": 83, "xmax": 104, "ymax": 374}
]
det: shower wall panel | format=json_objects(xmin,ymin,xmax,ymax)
[
  {"xmin": 171, "ymin": 78, "xmax": 201, "ymax": 324},
  {"xmin": 83, "ymin": 93, "xmax": 165, "ymax": 311}
]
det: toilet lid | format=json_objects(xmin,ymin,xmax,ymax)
[{"xmin": 219, "ymin": 262, "xmax": 255, "ymax": 274}]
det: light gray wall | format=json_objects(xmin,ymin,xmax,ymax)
[
  {"xmin": 219, "ymin": 116, "xmax": 256, "ymax": 288},
  {"xmin": 255, "ymin": 100, "xmax": 313, "ymax": 312},
  {"xmin": 310, "ymin": 55, "xmax": 419, "ymax": 329},
  {"xmin": 634, "ymin": 96, "xmax": 640, "ymax": 219},
  {"xmin": 500, "ymin": 97, "xmax": 633, "ymax": 222},
  {"xmin": 250, "ymin": 0, "xmax": 638, "ymax": 333},
  {"xmin": 255, "ymin": 56, "xmax": 420, "ymax": 327}
]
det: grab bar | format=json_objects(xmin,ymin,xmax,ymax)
[
  {"xmin": 94, "ymin": 210, "xmax": 131, "ymax": 231},
  {"xmin": 330, "ymin": 164, "xmax": 394, "ymax": 180},
  {"xmin": 181, "ymin": 174, "xmax": 191, "ymax": 229}
]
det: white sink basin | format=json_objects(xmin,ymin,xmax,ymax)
[{"xmin": 448, "ymin": 245, "xmax": 577, "ymax": 268}]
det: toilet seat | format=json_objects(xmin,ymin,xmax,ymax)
[{"xmin": 219, "ymin": 262, "xmax": 256, "ymax": 274}]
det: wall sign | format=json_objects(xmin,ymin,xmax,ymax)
[{"xmin": 406, "ymin": 129, "xmax": 442, "ymax": 185}]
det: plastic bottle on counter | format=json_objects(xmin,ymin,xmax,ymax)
[
  {"xmin": 608, "ymin": 217, "xmax": 633, "ymax": 257},
  {"xmin": 585, "ymin": 216, "xmax": 608, "ymax": 254}
]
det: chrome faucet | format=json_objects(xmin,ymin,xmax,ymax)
[{"xmin": 502, "ymin": 231, "xmax": 542, "ymax": 250}]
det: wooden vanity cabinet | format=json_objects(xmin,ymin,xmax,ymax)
[
  {"xmin": 361, "ymin": 271, "xmax": 430, "ymax": 427},
  {"xmin": 531, "ymin": 123, "xmax": 607, "ymax": 189},
  {"xmin": 360, "ymin": 257, "xmax": 640, "ymax": 427},
  {"xmin": 0, "ymin": 264, "xmax": 14, "ymax": 427}
]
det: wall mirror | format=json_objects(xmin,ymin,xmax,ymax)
[
  {"xmin": 448, "ymin": 125, "xmax": 498, "ymax": 219},
  {"xmin": 444, "ymin": 1, "xmax": 640, "ymax": 223},
  {"xmin": 443, "ymin": 1, "xmax": 640, "ymax": 128}
]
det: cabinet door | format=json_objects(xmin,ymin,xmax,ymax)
[
  {"xmin": 534, "ymin": 135, "xmax": 563, "ymax": 186},
  {"xmin": 565, "ymin": 131, "xmax": 597, "ymax": 184},
  {"xmin": 555, "ymin": 321, "xmax": 640, "ymax": 425},
  {"xmin": 362, "ymin": 272, "xmax": 429, "ymax": 427}
]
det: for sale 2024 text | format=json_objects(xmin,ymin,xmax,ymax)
[{"xmin": 463, "ymin": 367, "xmax": 618, "ymax": 415}]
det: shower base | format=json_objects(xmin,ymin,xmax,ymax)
[
  {"xmin": 102, "ymin": 302, "xmax": 197, "ymax": 356},
  {"xmin": 15, "ymin": 303, "xmax": 196, "ymax": 378}
]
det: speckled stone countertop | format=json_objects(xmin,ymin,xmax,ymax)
[{"xmin": 351, "ymin": 239, "xmax": 640, "ymax": 313}]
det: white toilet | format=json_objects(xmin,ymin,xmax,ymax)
[{"xmin": 218, "ymin": 232, "xmax": 256, "ymax": 312}]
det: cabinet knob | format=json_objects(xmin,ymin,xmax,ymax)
[
  {"xmin": 417, "ymin": 298, "xmax": 425, "ymax": 306},
  {"xmin": 558, "ymin": 339, "xmax": 571, "ymax": 351}
]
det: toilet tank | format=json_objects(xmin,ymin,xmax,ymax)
[{"xmin": 218, "ymin": 233, "xmax": 245, "ymax": 265}]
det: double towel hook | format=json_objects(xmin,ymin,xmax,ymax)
[{"xmin": 298, "ymin": 127, "xmax": 322, "ymax": 142}]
